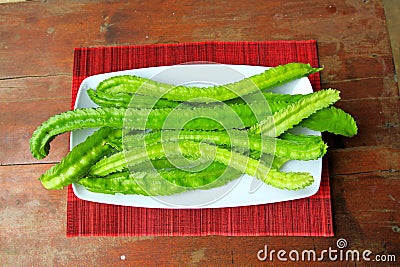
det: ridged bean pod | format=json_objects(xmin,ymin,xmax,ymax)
[
  {"xmin": 40, "ymin": 127, "xmax": 122, "ymax": 189},
  {"xmin": 98, "ymin": 63, "xmax": 322, "ymax": 102},
  {"xmin": 251, "ymin": 89, "xmax": 341, "ymax": 136},
  {"xmin": 78, "ymin": 162, "xmax": 242, "ymax": 196},
  {"xmin": 88, "ymin": 87, "xmax": 357, "ymax": 137},
  {"xmin": 122, "ymin": 129, "xmax": 327, "ymax": 161},
  {"xmin": 29, "ymin": 102, "xmax": 268, "ymax": 159},
  {"xmin": 89, "ymin": 141, "xmax": 314, "ymax": 190},
  {"xmin": 87, "ymin": 89, "xmax": 180, "ymax": 109}
]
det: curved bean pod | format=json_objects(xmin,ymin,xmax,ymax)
[
  {"xmin": 89, "ymin": 86, "xmax": 309, "ymax": 110},
  {"xmin": 29, "ymin": 107, "xmax": 126, "ymax": 159},
  {"xmin": 39, "ymin": 127, "xmax": 122, "ymax": 189},
  {"xmin": 301, "ymin": 106, "xmax": 358, "ymax": 137},
  {"xmin": 100, "ymin": 63, "xmax": 322, "ymax": 102},
  {"xmin": 88, "ymin": 88, "xmax": 357, "ymax": 137},
  {"xmin": 90, "ymin": 141, "xmax": 314, "ymax": 190},
  {"xmin": 78, "ymin": 161, "xmax": 242, "ymax": 195},
  {"xmin": 30, "ymin": 101, "xmax": 269, "ymax": 159},
  {"xmin": 123, "ymin": 129, "xmax": 327, "ymax": 161},
  {"xmin": 251, "ymin": 89, "xmax": 341, "ymax": 136},
  {"xmin": 87, "ymin": 89, "xmax": 180, "ymax": 109}
]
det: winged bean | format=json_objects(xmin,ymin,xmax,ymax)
[{"xmin": 100, "ymin": 63, "xmax": 322, "ymax": 102}]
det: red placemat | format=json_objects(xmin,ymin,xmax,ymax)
[{"xmin": 66, "ymin": 41, "xmax": 333, "ymax": 237}]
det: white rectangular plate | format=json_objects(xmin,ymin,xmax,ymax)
[{"xmin": 71, "ymin": 64, "xmax": 322, "ymax": 209}]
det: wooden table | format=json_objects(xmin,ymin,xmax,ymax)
[{"xmin": 1, "ymin": 1, "xmax": 399, "ymax": 265}]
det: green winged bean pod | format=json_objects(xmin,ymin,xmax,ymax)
[
  {"xmin": 39, "ymin": 127, "xmax": 122, "ymax": 190},
  {"xmin": 90, "ymin": 141, "xmax": 314, "ymax": 190},
  {"xmin": 251, "ymin": 89, "xmax": 341, "ymax": 136},
  {"xmin": 99, "ymin": 63, "xmax": 322, "ymax": 102}
]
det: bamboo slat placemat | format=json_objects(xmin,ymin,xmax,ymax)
[{"xmin": 66, "ymin": 41, "xmax": 333, "ymax": 237}]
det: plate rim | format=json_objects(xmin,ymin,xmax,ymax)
[{"xmin": 71, "ymin": 63, "xmax": 322, "ymax": 209}]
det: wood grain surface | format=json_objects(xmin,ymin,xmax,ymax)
[{"xmin": 0, "ymin": 0, "xmax": 399, "ymax": 266}]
